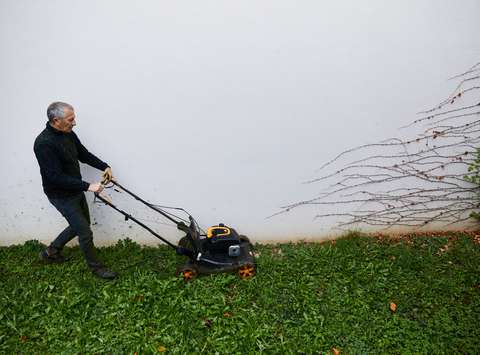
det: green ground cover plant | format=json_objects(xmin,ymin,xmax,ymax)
[
  {"xmin": 465, "ymin": 147, "xmax": 480, "ymax": 221},
  {"xmin": 0, "ymin": 232, "xmax": 479, "ymax": 354}
]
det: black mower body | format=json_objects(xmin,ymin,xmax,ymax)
[{"xmin": 177, "ymin": 222, "xmax": 256, "ymax": 276}]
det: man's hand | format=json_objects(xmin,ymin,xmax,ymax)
[
  {"xmin": 102, "ymin": 167, "xmax": 113, "ymax": 184},
  {"xmin": 88, "ymin": 182, "xmax": 104, "ymax": 194}
]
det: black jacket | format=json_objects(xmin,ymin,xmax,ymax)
[{"xmin": 34, "ymin": 122, "xmax": 109, "ymax": 198}]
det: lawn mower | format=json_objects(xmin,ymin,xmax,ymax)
[{"xmin": 94, "ymin": 180, "xmax": 256, "ymax": 281}]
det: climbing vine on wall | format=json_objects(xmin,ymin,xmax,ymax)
[{"xmin": 276, "ymin": 62, "xmax": 480, "ymax": 230}]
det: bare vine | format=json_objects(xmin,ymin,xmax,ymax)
[{"xmin": 275, "ymin": 62, "xmax": 480, "ymax": 230}]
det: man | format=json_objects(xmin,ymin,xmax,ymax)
[{"xmin": 34, "ymin": 102, "xmax": 117, "ymax": 280}]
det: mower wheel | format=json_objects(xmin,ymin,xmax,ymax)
[
  {"xmin": 238, "ymin": 263, "xmax": 256, "ymax": 279},
  {"xmin": 176, "ymin": 265, "xmax": 198, "ymax": 282}
]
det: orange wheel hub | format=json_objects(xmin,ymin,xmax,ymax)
[
  {"xmin": 238, "ymin": 264, "xmax": 256, "ymax": 279},
  {"xmin": 181, "ymin": 269, "xmax": 196, "ymax": 281}
]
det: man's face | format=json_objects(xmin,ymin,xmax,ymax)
[{"xmin": 53, "ymin": 108, "xmax": 76, "ymax": 133}]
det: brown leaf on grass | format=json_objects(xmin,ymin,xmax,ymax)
[
  {"xmin": 157, "ymin": 345, "xmax": 167, "ymax": 353},
  {"xmin": 474, "ymin": 235, "xmax": 480, "ymax": 245},
  {"xmin": 332, "ymin": 347, "xmax": 341, "ymax": 355},
  {"xmin": 436, "ymin": 236, "xmax": 458, "ymax": 255},
  {"xmin": 20, "ymin": 335, "xmax": 28, "ymax": 342},
  {"xmin": 204, "ymin": 319, "xmax": 213, "ymax": 328},
  {"xmin": 223, "ymin": 312, "xmax": 232, "ymax": 318},
  {"xmin": 437, "ymin": 244, "xmax": 449, "ymax": 255},
  {"xmin": 389, "ymin": 302, "xmax": 397, "ymax": 312}
]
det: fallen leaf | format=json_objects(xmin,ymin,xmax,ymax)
[
  {"xmin": 332, "ymin": 347, "xmax": 340, "ymax": 355},
  {"xmin": 390, "ymin": 302, "xmax": 397, "ymax": 312},
  {"xmin": 158, "ymin": 345, "xmax": 167, "ymax": 352},
  {"xmin": 473, "ymin": 235, "xmax": 480, "ymax": 245},
  {"xmin": 20, "ymin": 335, "xmax": 28, "ymax": 342},
  {"xmin": 223, "ymin": 312, "xmax": 232, "ymax": 318},
  {"xmin": 204, "ymin": 318, "xmax": 213, "ymax": 328}
]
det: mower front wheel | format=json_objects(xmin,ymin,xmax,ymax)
[
  {"xmin": 238, "ymin": 263, "xmax": 256, "ymax": 279},
  {"xmin": 176, "ymin": 265, "xmax": 198, "ymax": 282}
]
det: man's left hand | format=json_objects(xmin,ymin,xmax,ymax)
[{"xmin": 102, "ymin": 167, "xmax": 113, "ymax": 184}]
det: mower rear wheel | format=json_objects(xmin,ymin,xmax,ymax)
[
  {"xmin": 238, "ymin": 263, "xmax": 256, "ymax": 279},
  {"xmin": 176, "ymin": 265, "xmax": 198, "ymax": 282}
]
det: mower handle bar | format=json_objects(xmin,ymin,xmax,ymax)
[
  {"xmin": 95, "ymin": 179, "xmax": 199, "ymax": 252},
  {"xmin": 109, "ymin": 180, "xmax": 187, "ymax": 227},
  {"xmin": 94, "ymin": 192, "xmax": 178, "ymax": 250}
]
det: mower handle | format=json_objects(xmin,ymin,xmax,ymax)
[
  {"xmin": 94, "ymin": 192, "xmax": 178, "ymax": 250},
  {"xmin": 109, "ymin": 180, "xmax": 185, "ymax": 227}
]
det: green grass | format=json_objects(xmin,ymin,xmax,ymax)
[{"xmin": 0, "ymin": 232, "xmax": 479, "ymax": 354}]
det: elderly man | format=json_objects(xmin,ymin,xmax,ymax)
[{"xmin": 34, "ymin": 102, "xmax": 117, "ymax": 280}]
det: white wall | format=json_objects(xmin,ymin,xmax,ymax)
[{"xmin": 0, "ymin": 0, "xmax": 479, "ymax": 245}]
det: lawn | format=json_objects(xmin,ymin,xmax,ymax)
[{"xmin": 0, "ymin": 232, "xmax": 479, "ymax": 354}]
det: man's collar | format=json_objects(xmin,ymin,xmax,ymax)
[{"xmin": 46, "ymin": 121, "xmax": 65, "ymax": 135}]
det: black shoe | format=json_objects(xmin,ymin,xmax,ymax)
[
  {"xmin": 91, "ymin": 266, "xmax": 118, "ymax": 280},
  {"xmin": 39, "ymin": 246, "xmax": 66, "ymax": 264}
]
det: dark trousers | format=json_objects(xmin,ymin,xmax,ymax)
[{"xmin": 48, "ymin": 193, "xmax": 101, "ymax": 268}]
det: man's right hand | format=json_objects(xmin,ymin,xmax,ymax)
[{"xmin": 88, "ymin": 182, "xmax": 104, "ymax": 194}]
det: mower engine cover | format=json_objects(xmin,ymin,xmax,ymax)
[{"xmin": 206, "ymin": 223, "xmax": 241, "ymax": 255}]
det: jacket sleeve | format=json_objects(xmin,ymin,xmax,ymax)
[
  {"xmin": 34, "ymin": 143, "xmax": 90, "ymax": 192},
  {"xmin": 72, "ymin": 132, "xmax": 109, "ymax": 171}
]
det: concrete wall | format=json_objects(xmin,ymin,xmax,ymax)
[{"xmin": 0, "ymin": 0, "xmax": 479, "ymax": 245}]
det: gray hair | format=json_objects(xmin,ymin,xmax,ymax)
[{"xmin": 47, "ymin": 102, "xmax": 74, "ymax": 122}]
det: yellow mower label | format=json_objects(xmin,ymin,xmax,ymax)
[{"xmin": 207, "ymin": 226, "xmax": 231, "ymax": 238}]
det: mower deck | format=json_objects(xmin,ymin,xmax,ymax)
[{"xmin": 176, "ymin": 238, "xmax": 256, "ymax": 281}]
